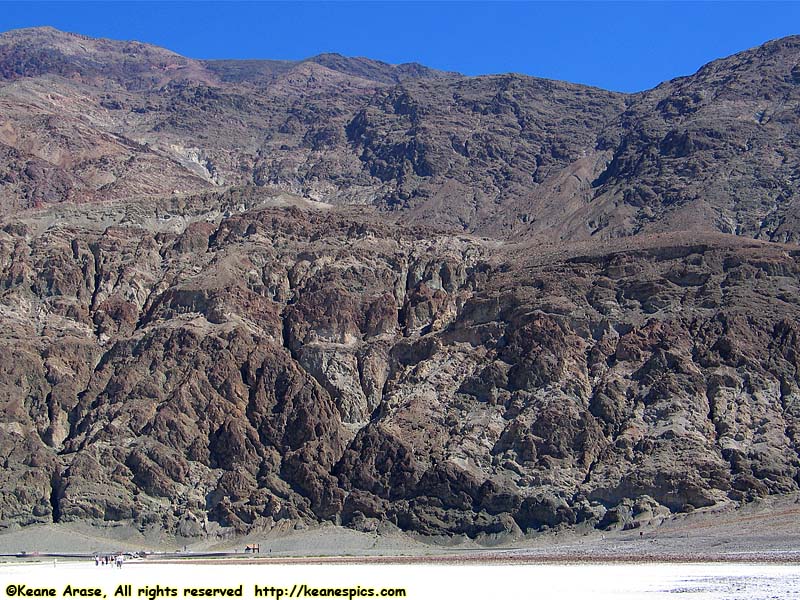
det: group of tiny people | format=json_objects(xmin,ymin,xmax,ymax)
[{"xmin": 94, "ymin": 554, "xmax": 125, "ymax": 568}]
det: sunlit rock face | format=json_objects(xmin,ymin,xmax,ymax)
[{"xmin": 1, "ymin": 28, "xmax": 800, "ymax": 538}]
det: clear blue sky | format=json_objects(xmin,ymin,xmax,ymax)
[{"xmin": 2, "ymin": 1, "xmax": 799, "ymax": 92}]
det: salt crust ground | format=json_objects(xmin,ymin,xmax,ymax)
[
  {"xmin": 1, "ymin": 498, "xmax": 799, "ymax": 600},
  {"xmin": 1, "ymin": 560, "xmax": 799, "ymax": 600}
]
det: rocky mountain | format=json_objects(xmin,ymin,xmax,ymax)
[
  {"xmin": 0, "ymin": 28, "xmax": 799, "ymax": 540},
  {"xmin": 586, "ymin": 35, "xmax": 800, "ymax": 244}
]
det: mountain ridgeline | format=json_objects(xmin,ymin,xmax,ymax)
[{"xmin": 0, "ymin": 27, "xmax": 799, "ymax": 540}]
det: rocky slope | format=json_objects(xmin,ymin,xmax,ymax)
[
  {"xmin": 585, "ymin": 36, "xmax": 800, "ymax": 244},
  {"xmin": 0, "ymin": 29, "xmax": 799, "ymax": 540},
  {"xmin": 1, "ymin": 187, "xmax": 798, "ymax": 538},
  {"xmin": 0, "ymin": 27, "xmax": 453, "ymax": 213},
  {"xmin": 0, "ymin": 28, "xmax": 798, "ymax": 244}
]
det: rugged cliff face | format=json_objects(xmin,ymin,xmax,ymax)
[
  {"xmin": 0, "ymin": 29, "xmax": 799, "ymax": 538},
  {"xmin": 1, "ymin": 190, "xmax": 798, "ymax": 536}
]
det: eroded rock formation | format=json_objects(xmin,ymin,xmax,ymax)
[{"xmin": 0, "ymin": 28, "xmax": 799, "ymax": 538}]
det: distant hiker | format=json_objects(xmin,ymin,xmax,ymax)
[
  {"xmin": 115, "ymin": 554, "xmax": 123, "ymax": 569},
  {"xmin": 94, "ymin": 556, "xmax": 100, "ymax": 566}
]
